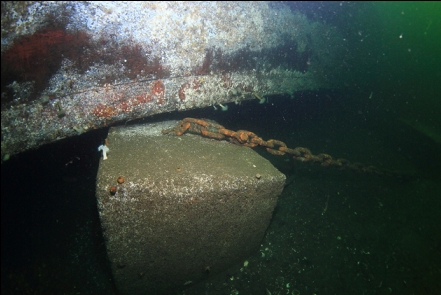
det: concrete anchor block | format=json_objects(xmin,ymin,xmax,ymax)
[{"xmin": 96, "ymin": 121, "xmax": 285, "ymax": 294}]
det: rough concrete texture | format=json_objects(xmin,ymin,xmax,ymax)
[
  {"xmin": 1, "ymin": 2, "xmax": 347, "ymax": 158},
  {"xmin": 96, "ymin": 121, "xmax": 286, "ymax": 294}
]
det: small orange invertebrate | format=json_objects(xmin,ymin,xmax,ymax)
[
  {"xmin": 117, "ymin": 176, "xmax": 125, "ymax": 184},
  {"xmin": 109, "ymin": 186, "xmax": 117, "ymax": 195}
]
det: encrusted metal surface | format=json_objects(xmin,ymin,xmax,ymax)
[{"xmin": 1, "ymin": 1, "xmax": 346, "ymax": 158}]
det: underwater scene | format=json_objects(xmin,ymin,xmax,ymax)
[{"xmin": 1, "ymin": 2, "xmax": 440, "ymax": 295}]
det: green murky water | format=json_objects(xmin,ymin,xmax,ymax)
[{"xmin": 2, "ymin": 2, "xmax": 440, "ymax": 294}]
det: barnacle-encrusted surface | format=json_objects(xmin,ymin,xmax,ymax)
[{"xmin": 1, "ymin": 2, "xmax": 347, "ymax": 157}]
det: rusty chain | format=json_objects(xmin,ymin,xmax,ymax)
[{"xmin": 162, "ymin": 118, "xmax": 407, "ymax": 179}]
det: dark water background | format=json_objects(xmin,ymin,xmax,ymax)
[{"xmin": 2, "ymin": 2, "xmax": 440, "ymax": 294}]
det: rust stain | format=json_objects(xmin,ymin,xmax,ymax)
[
  {"xmin": 151, "ymin": 80, "xmax": 165, "ymax": 104},
  {"xmin": 1, "ymin": 26, "xmax": 171, "ymax": 106},
  {"xmin": 1, "ymin": 28, "xmax": 91, "ymax": 103},
  {"xmin": 178, "ymin": 83, "xmax": 188, "ymax": 100},
  {"xmin": 92, "ymin": 104, "xmax": 117, "ymax": 118}
]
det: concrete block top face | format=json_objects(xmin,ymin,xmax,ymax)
[
  {"xmin": 1, "ymin": 2, "xmax": 347, "ymax": 158},
  {"xmin": 96, "ymin": 121, "xmax": 285, "ymax": 294},
  {"xmin": 98, "ymin": 121, "xmax": 285, "ymax": 201}
]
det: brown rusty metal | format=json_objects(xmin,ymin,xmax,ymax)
[{"xmin": 163, "ymin": 118, "xmax": 408, "ymax": 178}]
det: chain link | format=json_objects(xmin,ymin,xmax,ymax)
[{"xmin": 162, "ymin": 118, "xmax": 407, "ymax": 178}]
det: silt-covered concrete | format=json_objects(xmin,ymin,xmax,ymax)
[{"xmin": 96, "ymin": 121, "xmax": 285, "ymax": 294}]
